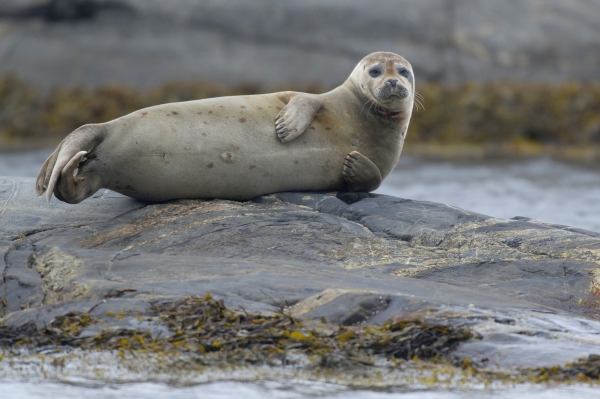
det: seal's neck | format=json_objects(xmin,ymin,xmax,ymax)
[
  {"xmin": 372, "ymin": 107, "xmax": 405, "ymax": 119},
  {"xmin": 324, "ymin": 80, "xmax": 410, "ymax": 180}
]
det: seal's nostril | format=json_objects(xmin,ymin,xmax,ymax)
[{"xmin": 389, "ymin": 79, "xmax": 398, "ymax": 87}]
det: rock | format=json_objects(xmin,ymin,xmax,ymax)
[
  {"xmin": 0, "ymin": 1, "xmax": 599, "ymax": 88},
  {"xmin": 1, "ymin": 176, "xmax": 600, "ymax": 375}
]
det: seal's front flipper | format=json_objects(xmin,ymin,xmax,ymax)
[
  {"xmin": 343, "ymin": 151, "xmax": 382, "ymax": 192},
  {"xmin": 275, "ymin": 94, "xmax": 323, "ymax": 143}
]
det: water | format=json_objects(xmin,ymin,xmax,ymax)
[
  {"xmin": 1, "ymin": 380, "xmax": 599, "ymax": 399},
  {"xmin": 3, "ymin": 150, "xmax": 600, "ymax": 232},
  {"xmin": 2, "ymin": 150, "xmax": 600, "ymax": 398},
  {"xmin": 378, "ymin": 157, "xmax": 600, "ymax": 232}
]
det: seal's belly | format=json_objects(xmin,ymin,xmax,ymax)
[{"xmin": 84, "ymin": 95, "xmax": 349, "ymax": 201}]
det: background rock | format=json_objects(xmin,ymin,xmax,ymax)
[{"xmin": 0, "ymin": 0, "xmax": 599, "ymax": 88}]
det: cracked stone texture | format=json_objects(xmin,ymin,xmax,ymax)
[
  {"xmin": 1, "ymin": 176, "xmax": 600, "ymax": 368},
  {"xmin": 0, "ymin": 1, "xmax": 599, "ymax": 88}
]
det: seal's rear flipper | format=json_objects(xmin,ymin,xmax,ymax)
[
  {"xmin": 36, "ymin": 124, "xmax": 104, "ymax": 204},
  {"xmin": 53, "ymin": 151, "xmax": 103, "ymax": 204},
  {"xmin": 275, "ymin": 94, "xmax": 323, "ymax": 143},
  {"xmin": 343, "ymin": 151, "xmax": 382, "ymax": 192},
  {"xmin": 35, "ymin": 148, "xmax": 60, "ymax": 196}
]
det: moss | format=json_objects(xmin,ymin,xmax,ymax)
[
  {"xmin": 408, "ymin": 82, "xmax": 600, "ymax": 145},
  {"xmin": 0, "ymin": 78, "xmax": 323, "ymax": 150},
  {"xmin": 1, "ymin": 77, "xmax": 600, "ymax": 160},
  {"xmin": 407, "ymin": 82, "xmax": 600, "ymax": 159}
]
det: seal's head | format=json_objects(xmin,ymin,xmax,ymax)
[{"xmin": 349, "ymin": 52, "xmax": 414, "ymax": 118}]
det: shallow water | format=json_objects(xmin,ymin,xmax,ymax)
[
  {"xmin": 377, "ymin": 157, "xmax": 600, "ymax": 232},
  {"xmin": 4, "ymin": 150, "xmax": 600, "ymax": 232},
  {"xmin": 2, "ymin": 380, "xmax": 600, "ymax": 399}
]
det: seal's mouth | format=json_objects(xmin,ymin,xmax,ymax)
[
  {"xmin": 369, "ymin": 84, "xmax": 411, "ymax": 118},
  {"xmin": 355, "ymin": 78, "xmax": 412, "ymax": 118},
  {"xmin": 376, "ymin": 85, "xmax": 409, "ymax": 101}
]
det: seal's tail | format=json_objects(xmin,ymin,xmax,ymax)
[{"xmin": 35, "ymin": 125, "xmax": 103, "ymax": 204}]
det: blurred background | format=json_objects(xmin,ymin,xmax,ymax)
[{"xmin": 1, "ymin": 0, "xmax": 600, "ymax": 230}]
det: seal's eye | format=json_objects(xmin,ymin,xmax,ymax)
[
  {"xmin": 398, "ymin": 68, "xmax": 410, "ymax": 79},
  {"xmin": 368, "ymin": 68, "xmax": 382, "ymax": 78}
]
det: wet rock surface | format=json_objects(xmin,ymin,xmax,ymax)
[{"xmin": 1, "ymin": 176, "xmax": 600, "ymax": 377}]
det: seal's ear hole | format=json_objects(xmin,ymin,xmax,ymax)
[{"xmin": 368, "ymin": 68, "xmax": 382, "ymax": 78}]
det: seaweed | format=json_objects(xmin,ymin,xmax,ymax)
[
  {"xmin": 0, "ymin": 295, "xmax": 473, "ymax": 368},
  {"xmin": 1, "ymin": 295, "xmax": 599, "ymax": 385}
]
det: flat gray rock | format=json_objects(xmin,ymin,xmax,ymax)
[{"xmin": 1, "ymin": 176, "xmax": 600, "ymax": 370}]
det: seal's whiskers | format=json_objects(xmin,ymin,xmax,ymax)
[
  {"xmin": 414, "ymin": 92, "xmax": 425, "ymax": 111},
  {"xmin": 360, "ymin": 98, "xmax": 374, "ymax": 116}
]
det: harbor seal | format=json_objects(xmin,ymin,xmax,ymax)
[{"xmin": 36, "ymin": 51, "xmax": 415, "ymax": 203}]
